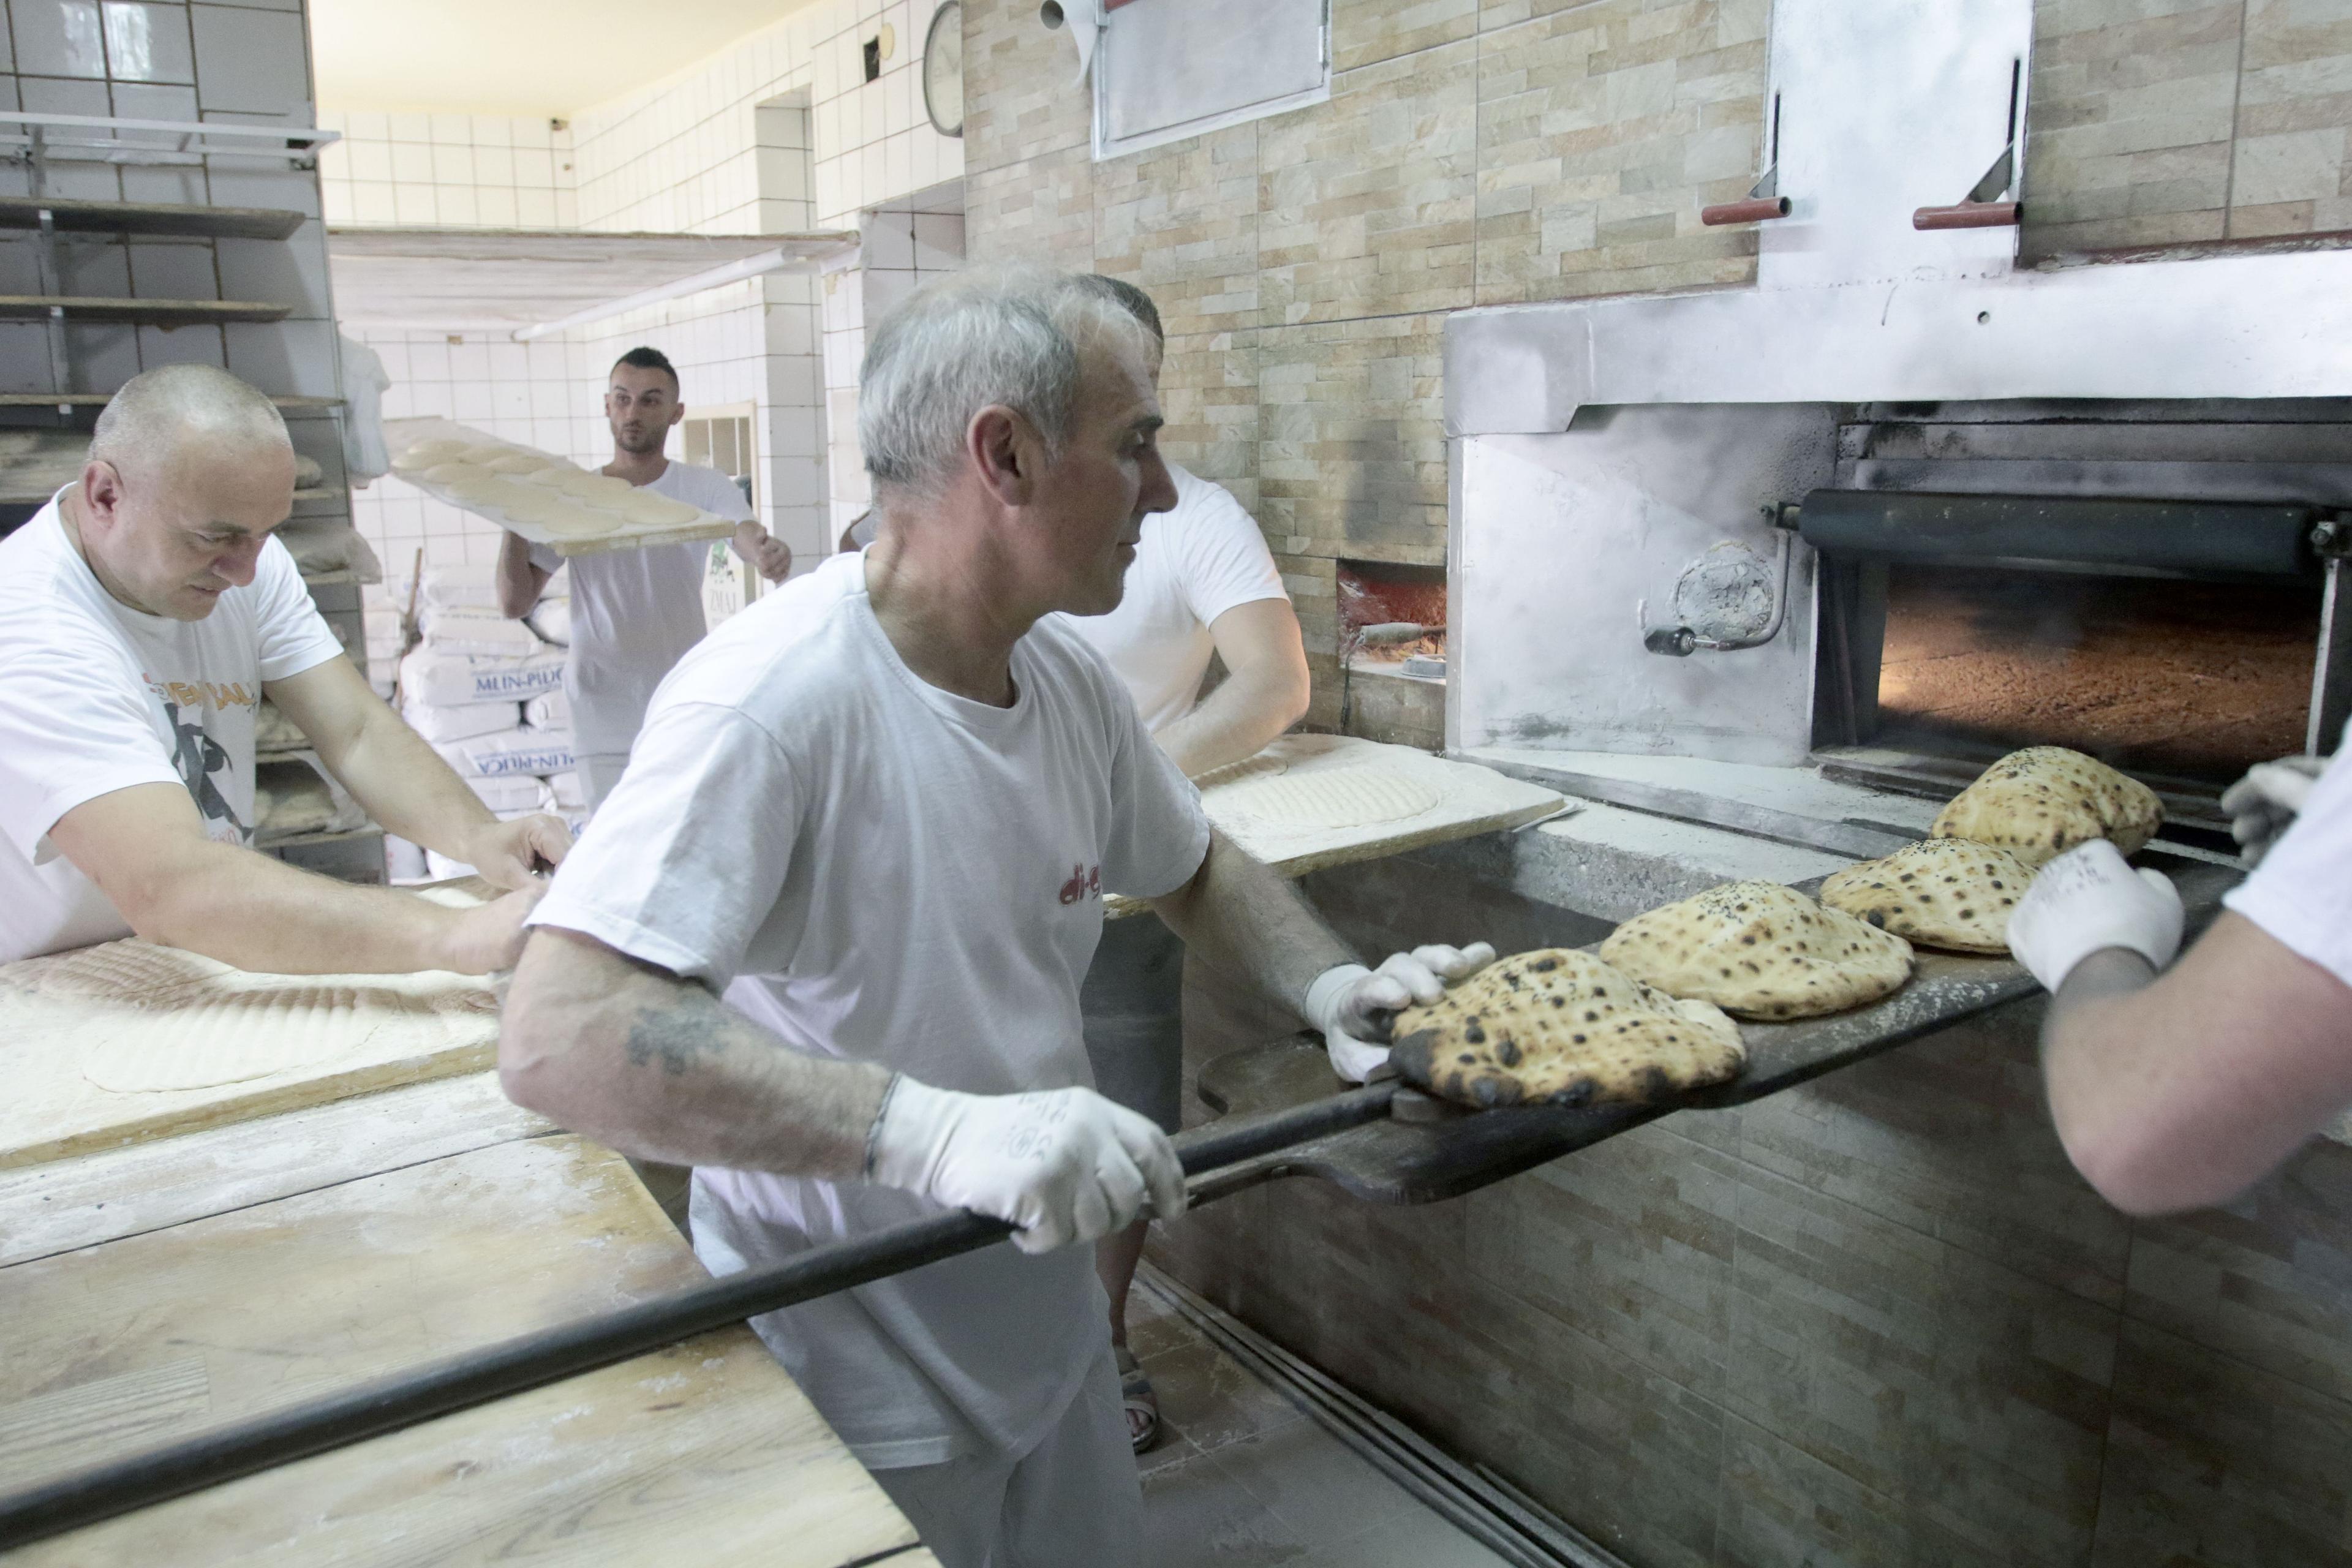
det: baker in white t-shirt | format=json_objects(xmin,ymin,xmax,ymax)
[
  {"xmin": 495, "ymin": 346, "xmax": 788, "ymax": 807},
  {"xmin": 1054, "ymin": 276, "xmax": 1310, "ymax": 1452},
  {"xmin": 499, "ymin": 266, "xmax": 1494, "ymax": 1568},
  {"xmin": 0, "ymin": 364, "xmax": 567, "ymax": 971},
  {"xmin": 2007, "ymin": 725, "xmax": 2352, "ymax": 1215}
]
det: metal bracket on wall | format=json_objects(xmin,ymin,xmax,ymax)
[{"xmin": 1914, "ymin": 58, "xmax": 2023, "ymax": 230}]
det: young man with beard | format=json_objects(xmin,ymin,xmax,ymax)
[{"xmin": 496, "ymin": 347, "xmax": 794, "ymax": 808}]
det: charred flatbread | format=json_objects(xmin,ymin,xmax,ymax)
[
  {"xmin": 1929, "ymin": 745, "xmax": 2161, "ymax": 867},
  {"xmin": 1599, "ymin": 880, "xmax": 1912, "ymax": 1020},
  {"xmin": 1819, "ymin": 839, "xmax": 2034, "ymax": 954},
  {"xmin": 1389, "ymin": 948, "xmax": 1744, "ymax": 1110}
]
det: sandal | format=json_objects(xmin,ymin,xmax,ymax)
[{"xmin": 1115, "ymin": 1344, "xmax": 1161, "ymax": 1453}]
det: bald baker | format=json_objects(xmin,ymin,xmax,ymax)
[
  {"xmin": 2008, "ymin": 731, "xmax": 2352, "ymax": 1213},
  {"xmin": 0, "ymin": 364, "xmax": 567, "ymax": 971}
]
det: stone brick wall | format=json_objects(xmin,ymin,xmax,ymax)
[
  {"xmin": 963, "ymin": 0, "xmax": 2352, "ymax": 734},
  {"xmin": 1167, "ymin": 848, "xmax": 2352, "ymax": 1567},
  {"xmin": 961, "ymin": 0, "xmax": 1771, "ymax": 738},
  {"xmin": 2024, "ymin": 0, "xmax": 2352, "ymax": 254}
]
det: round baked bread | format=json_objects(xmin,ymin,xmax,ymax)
[
  {"xmin": 1819, "ymin": 839, "xmax": 2036, "ymax": 955},
  {"xmin": 1929, "ymin": 746, "xmax": 2162, "ymax": 867},
  {"xmin": 1599, "ymin": 880, "xmax": 1913, "ymax": 1020},
  {"xmin": 1389, "ymin": 948, "xmax": 1744, "ymax": 1109}
]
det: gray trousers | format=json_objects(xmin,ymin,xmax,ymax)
[{"xmin": 1079, "ymin": 913, "xmax": 1185, "ymax": 1134}]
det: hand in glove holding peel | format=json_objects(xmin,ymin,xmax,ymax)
[
  {"xmin": 1304, "ymin": 943, "xmax": 1499, "ymax": 1082},
  {"xmin": 2007, "ymin": 840, "xmax": 2184, "ymax": 994},
  {"xmin": 866, "ymin": 1079, "xmax": 1188, "ymax": 1254},
  {"xmin": 2222, "ymin": 755, "xmax": 2331, "ymax": 866}
]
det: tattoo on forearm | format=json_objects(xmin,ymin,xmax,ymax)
[{"xmin": 624, "ymin": 1006, "xmax": 720, "ymax": 1076}]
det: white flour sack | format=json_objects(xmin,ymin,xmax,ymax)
[
  {"xmin": 523, "ymin": 689, "xmax": 570, "ymax": 729},
  {"xmin": 401, "ymin": 647, "xmax": 566, "ymax": 707},
  {"xmin": 420, "ymin": 605, "xmax": 546, "ymax": 659},
  {"xmin": 435, "ymin": 729, "xmax": 577, "ymax": 780},
  {"xmin": 402, "ymin": 698, "xmax": 524, "ymax": 745},
  {"xmin": 462, "ymin": 771, "xmax": 546, "ymax": 813}
]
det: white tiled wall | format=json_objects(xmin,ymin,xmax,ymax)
[
  {"xmin": 316, "ymin": 111, "xmax": 576, "ymax": 230},
  {"xmin": 328, "ymin": 0, "xmax": 967, "ymax": 617},
  {"xmin": 826, "ymin": 193, "xmax": 965, "ymax": 534},
  {"xmin": 569, "ymin": 0, "xmax": 964, "ymax": 236}
]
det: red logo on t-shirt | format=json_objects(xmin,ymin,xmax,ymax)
[{"xmin": 1058, "ymin": 864, "xmax": 1102, "ymax": 905}]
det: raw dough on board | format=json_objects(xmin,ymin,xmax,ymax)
[
  {"xmin": 1215, "ymin": 766, "xmax": 1441, "ymax": 833},
  {"xmin": 1194, "ymin": 755, "xmax": 1289, "ymax": 791}
]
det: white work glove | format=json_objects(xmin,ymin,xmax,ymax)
[
  {"xmin": 866, "ymin": 1078, "xmax": 1186, "ymax": 1255},
  {"xmin": 2220, "ymin": 755, "xmax": 2329, "ymax": 866},
  {"xmin": 1303, "ymin": 943, "xmax": 1498, "ymax": 1082},
  {"xmin": 2007, "ymin": 840, "xmax": 2184, "ymax": 993}
]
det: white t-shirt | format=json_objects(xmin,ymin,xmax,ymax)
[
  {"xmin": 0, "ymin": 495, "xmax": 344, "ymax": 961},
  {"xmin": 527, "ymin": 549, "xmax": 1210, "ymax": 1467},
  {"xmin": 2224, "ymin": 738, "xmax": 2352, "ymax": 990},
  {"xmin": 1057, "ymin": 462, "xmax": 1288, "ymax": 732},
  {"xmin": 527, "ymin": 459, "xmax": 753, "ymax": 758}
]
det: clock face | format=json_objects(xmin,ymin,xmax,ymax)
[{"xmin": 924, "ymin": 1, "xmax": 965, "ymax": 138}]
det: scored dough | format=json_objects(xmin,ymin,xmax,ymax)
[
  {"xmin": 1215, "ymin": 766, "xmax": 1442, "ymax": 832},
  {"xmin": 1929, "ymin": 745, "xmax": 2163, "ymax": 867},
  {"xmin": 1389, "ymin": 948, "xmax": 1744, "ymax": 1109},
  {"xmin": 0, "ymin": 938, "xmax": 498, "ymax": 1094},
  {"xmin": 1599, "ymin": 880, "xmax": 1913, "ymax": 1020},
  {"xmin": 1819, "ymin": 839, "xmax": 2037, "ymax": 955},
  {"xmin": 1194, "ymin": 755, "xmax": 1288, "ymax": 791}
]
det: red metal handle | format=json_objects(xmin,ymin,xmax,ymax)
[
  {"xmin": 1700, "ymin": 196, "xmax": 1791, "ymax": 227},
  {"xmin": 1912, "ymin": 200, "xmax": 2021, "ymax": 230}
]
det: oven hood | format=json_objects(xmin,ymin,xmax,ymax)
[
  {"xmin": 1447, "ymin": 249, "xmax": 2352, "ymax": 437},
  {"xmin": 1448, "ymin": 0, "xmax": 2352, "ymax": 435}
]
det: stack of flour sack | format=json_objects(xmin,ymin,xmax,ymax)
[{"xmin": 396, "ymin": 569, "xmax": 582, "ymax": 879}]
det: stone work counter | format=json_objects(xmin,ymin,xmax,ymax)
[{"xmin": 1154, "ymin": 831, "xmax": 2352, "ymax": 1568}]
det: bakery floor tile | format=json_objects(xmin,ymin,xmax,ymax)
[{"xmin": 1129, "ymin": 1280, "xmax": 1513, "ymax": 1568}]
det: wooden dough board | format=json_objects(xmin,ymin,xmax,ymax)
[
  {"xmin": 0, "ymin": 1110, "xmax": 934, "ymax": 1568},
  {"xmin": 385, "ymin": 415, "xmax": 736, "ymax": 559},
  {"xmin": 1109, "ymin": 734, "xmax": 1565, "ymax": 916},
  {"xmin": 0, "ymin": 886, "xmax": 508, "ymax": 1172}
]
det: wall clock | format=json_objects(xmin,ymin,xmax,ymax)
[{"xmin": 923, "ymin": 2, "xmax": 964, "ymax": 138}]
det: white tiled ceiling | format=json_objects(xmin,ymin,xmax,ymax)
[{"xmin": 309, "ymin": 0, "xmax": 827, "ymax": 118}]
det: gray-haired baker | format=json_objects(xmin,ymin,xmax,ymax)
[{"xmin": 498, "ymin": 265, "xmax": 1493, "ymax": 1566}]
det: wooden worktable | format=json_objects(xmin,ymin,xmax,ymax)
[{"xmin": 0, "ymin": 1073, "xmax": 936, "ymax": 1567}]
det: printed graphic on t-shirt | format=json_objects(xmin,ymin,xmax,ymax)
[
  {"xmin": 164, "ymin": 699, "xmax": 247, "ymax": 843},
  {"xmin": 1057, "ymin": 863, "xmax": 1102, "ymax": 905}
]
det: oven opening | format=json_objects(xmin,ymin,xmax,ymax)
[{"xmin": 1875, "ymin": 565, "xmax": 2324, "ymax": 786}]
